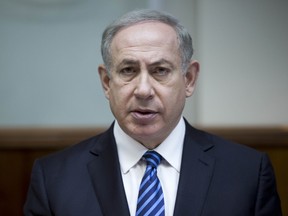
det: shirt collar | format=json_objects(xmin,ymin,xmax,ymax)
[{"xmin": 114, "ymin": 117, "xmax": 186, "ymax": 174}]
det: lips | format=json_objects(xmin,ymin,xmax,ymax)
[{"xmin": 131, "ymin": 108, "xmax": 158, "ymax": 123}]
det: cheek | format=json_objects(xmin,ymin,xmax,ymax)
[
  {"xmin": 161, "ymin": 83, "xmax": 186, "ymax": 109},
  {"xmin": 108, "ymin": 89, "xmax": 125, "ymax": 119},
  {"xmin": 108, "ymin": 83, "xmax": 132, "ymax": 107}
]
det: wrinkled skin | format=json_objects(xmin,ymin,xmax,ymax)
[{"xmin": 98, "ymin": 22, "xmax": 199, "ymax": 149}]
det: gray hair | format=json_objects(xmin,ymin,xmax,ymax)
[{"xmin": 101, "ymin": 9, "xmax": 194, "ymax": 74}]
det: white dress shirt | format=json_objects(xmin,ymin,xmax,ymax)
[{"xmin": 114, "ymin": 118, "xmax": 185, "ymax": 216}]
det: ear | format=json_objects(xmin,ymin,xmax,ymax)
[
  {"xmin": 185, "ymin": 60, "xmax": 200, "ymax": 97},
  {"xmin": 98, "ymin": 64, "xmax": 111, "ymax": 99}
]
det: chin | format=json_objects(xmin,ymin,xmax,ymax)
[{"xmin": 131, "ymin": 126, "xmax": 163, "ymax": 140}]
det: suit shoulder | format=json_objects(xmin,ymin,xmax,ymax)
[
  {"xmin": 186, "ymin": 123, "xmax": 263, "ymax": 158},
  {"xmin": 37, "ymin": 129, "xmax": 110, "ymax": 166}
]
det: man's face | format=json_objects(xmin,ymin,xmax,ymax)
[{"xmin": 99, "ymin": 22, "xmax": 199, "ymax": 148}]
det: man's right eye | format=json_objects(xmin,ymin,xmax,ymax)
[
  {"xmin": 120, "ymin": 67, "xmax": 135, "ymax": 75},
  {"xmin": 118, "ymin": 67, "xmax": 138, "ymax": 81}
]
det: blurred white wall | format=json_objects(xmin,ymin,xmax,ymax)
[
  {"xmin": 0, "ymin": 0, "xmax": 287, "ymax": 127},
  {"xmin": 196, "ymin": 0, "xmax": 288, "ymax": 126}
]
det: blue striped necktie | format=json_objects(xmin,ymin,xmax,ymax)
[{"xmin": 136, "ymin": 151, "xmax": 165, "ymax": 216}]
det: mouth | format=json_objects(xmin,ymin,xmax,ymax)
[{"xmin": 131, "ymin": 109, "xmax": 158, "ymax": 122}]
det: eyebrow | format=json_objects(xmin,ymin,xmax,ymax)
[
  {"xmin": 118, "ymin": 59, "xmax": 140, "ymax": 67},
  {"xmin": 118, "ymin": 58, "xmax": 174, "ymax": 68},
  {"xmin": 149, "ymin": 59, "xmax": 175, "ymax": 69}
]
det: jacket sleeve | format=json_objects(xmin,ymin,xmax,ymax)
[
  {"xmin": 24, "ymin": 160, "xmax": 52, "ymax": 216},
  {"xmin": 254, "ymin": 153, "xmax": 282, "ymax": 216}
]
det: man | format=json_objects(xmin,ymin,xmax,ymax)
[{"xmin": 24, "ymin": 9, "xmax": 282, "ymax": 216}]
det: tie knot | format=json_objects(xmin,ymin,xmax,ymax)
[{"xmin": 143, "ymin": 151, "xmax": 162, "ymax": 168}]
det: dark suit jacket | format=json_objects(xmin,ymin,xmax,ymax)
[{"xmin": 24, "ymin": 121, "xmax": 282, "ymax": 216}]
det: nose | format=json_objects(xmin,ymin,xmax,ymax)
[{"xmin": 134, "ymin": 72, "xmax": 154, "ymax": 99}]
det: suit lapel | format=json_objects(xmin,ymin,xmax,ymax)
[
  {"xmin": 87, "ymin": 125, "xmax": 130, "ymax": 216},
  {"xmin": 174, "ymin": 123, "xmax": 215, "ymax": 216},
  {"xmin": 86, "ymin": 121, "xmax": 215, "ymax": 216}
]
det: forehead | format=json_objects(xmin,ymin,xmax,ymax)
[{"xmin": 110, "ymin": 21, "xmax": 179, "ymax": 56}]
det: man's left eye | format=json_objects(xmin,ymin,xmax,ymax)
[{"xmin": 153, "ymin": 67, "xmax": 170, "ymax": 76}]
